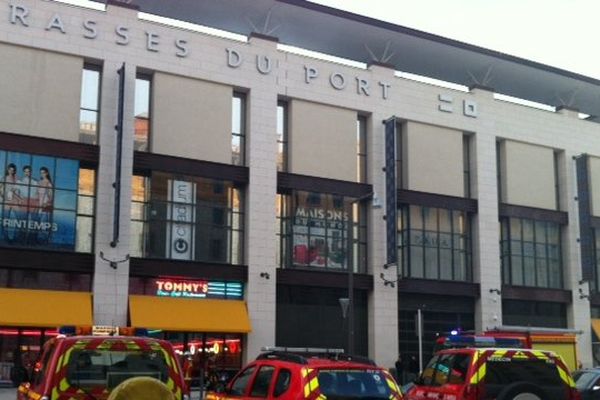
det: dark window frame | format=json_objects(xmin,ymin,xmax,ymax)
[
  {"xmin": 277, "ymin": 101, "xmax": 288, "ymax": 172},
  {"xmin": 232, "ymin": 92, "xmax": 247, "ymax": 166},
  {"xmin": 357, "ymin": 115, "xmax": 367, "ymax": 183}
]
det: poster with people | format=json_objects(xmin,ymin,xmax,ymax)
[{"xmin": 0, "ymin": 150, "xmax": 79, "ymax": 250}]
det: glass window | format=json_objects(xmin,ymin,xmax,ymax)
[
  {"xmin": 130, "ymin": 173, "xmax": 243, "ymax": 264},
  {"xmin": 277, "ymin": 191, "xmax": 367, "ymax": 273},
  {"xmin": 250, "ymin": 365, "xmax": 275, "ymax": 398},
  {"xmin": 357, "ymin": 116, "xmax": 367, "ymax": 183},
  {"xmin": 501, "ymin": 217, "xmax": 562, "ymax": 288},
  {"xmin": 277, "ymin": 102, "xmax": 288, "ymax": 172},
  {"xmin": 273, "ymin": 369, "xmax": 292, "ymax": 397},
  {"xmin": 463, "ymin": 134, "xmax": 471, "ymax": 198},
  {"xmin": 80, "ymin": 64, "xmax": 101, "ymax": 144},
  {"xmin": 503, "ymin": 300, "xmax": 566, "ymax": 328},
  {"xmin": 0, "ymin": 151, "xmax": 95, "ymax": 253},
  {"xmin": 399, "ymin": 205, "xmax": 471, "ymax": 281},
  {"xmin": 230, "ymin": 366, "xmax": 256, "ymax": 396},
  {"xmin": 232, "ymin": 93, "xmax": 246, "ymax": 166},
  {"xmin": 134, "ymin": 74, "xmax": 151, "ymax": 152}
]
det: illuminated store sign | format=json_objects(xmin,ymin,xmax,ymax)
[
  {"xmin": 154, "ymin": 279, "xmax": 243, "ymax": 299},
  {"xmin": 8, "ymin": 4, "xmax": 391, "ymax": 100}
]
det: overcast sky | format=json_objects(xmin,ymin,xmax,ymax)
[{"xmin": 311, "ymin": 0, "xmax": 600, "ymax": 80}]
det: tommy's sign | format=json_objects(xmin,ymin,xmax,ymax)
[
  {"xmin": 8, "ymin": 4, "xmax": 391, "ymax": 100},
  {"xmin": 155, "ymin": 279, "xmax": 209, "ymax": 298}
]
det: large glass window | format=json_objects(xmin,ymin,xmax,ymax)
[
  {"xmin": 277, "ymin": 191, "xmax": 367, "ymax": 273},
  {"xmin": 277, "ymin": 101, "xmax": 288, "ymax": 172},
  {"xmin": 130, "ymin": 172, "xmax": 244, "ymax": 264},
  {"xmin": 79, "ymin": 64, "xmax": 101, "ymax": 144},
  {"xmin": 398, "ymin": 205, "xmax": 471, "ymax": 281},
  {"xmin": 134, "ymin": 74, "xmax": 151, "ymax": 152},
  {"xmin": 500, "ymin": 217, "xmax": 562, "ymax": 288},
  {"xmin": 232, "ymin": 93, "xmax": 246, "ymax": 166},
  {"xmin": 0, "ymin": 150, "xmax": 95, "ymax": 252}
]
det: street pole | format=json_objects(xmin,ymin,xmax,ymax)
[{"xmin": 417, "ymin": 308, "xmax": 423, "ymax": 373}]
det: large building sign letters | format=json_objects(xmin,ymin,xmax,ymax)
[{"xmin": 8, "ymin": 4, "xmax": 391, "ymax": 100}]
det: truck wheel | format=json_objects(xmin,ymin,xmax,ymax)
[
  {"xmin": 107, "ymin": 376, "xmax": 175, "ymax": 400},
  {"xmin": 495, "ymin": 382, "xmax": 547, "ymax": 400}
]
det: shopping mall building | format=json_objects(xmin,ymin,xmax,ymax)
[{"xmin": 1, "ymin": 0, "xmax": 600, "ymax": 383}]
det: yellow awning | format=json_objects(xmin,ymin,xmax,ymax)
[
  {"xmin": 0, "ymin": 288, "xmax": 93, "ymax": 327},
  {"xmin": 129, "ymin": 295, "xmax": 252, "ymax": 333},
  {"xmin": 592, "ymin": 319, "xmax": 600, "ymax": 340}
]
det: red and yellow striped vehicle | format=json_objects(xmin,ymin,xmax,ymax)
[
  {"xmin": 207, "ymin": 347, "xmax": 403, "ymax": 400},
  {"xmin": 405, "ymin": 347, "xmax": 580, "ymax": 400},
  {"xmin": 16, "ymin": 327, "xmax": 189, "ymax": 400}
]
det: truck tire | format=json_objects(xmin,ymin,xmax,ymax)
[
  {"xmin": 495, "ymin": 382, "xmax": 548, "ymax": 400},
  {"xmin": 107, "ymin": 376, "xmax": 175, "ymax": 400}
]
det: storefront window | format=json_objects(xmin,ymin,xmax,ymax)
[
  {"xmin": 0, "ymin": 269, "xmax": 91, "ymax": 291},
  {"xmin": 500, "ymin": 217, "xmax": 562, "ymax": 288},
  {"xmin": 398, "ymin": 205, "xmax": 471, "ymax": 281},
  {"xmin": 0, "ymin": 150, "xmax": 95, "ymax": 253},
  {"xmin": 277, "ymin": 191, "xmax": 367, "ymax": 273},
  {"xmin": 130, "ymin": 172, "xmax": 244, "ymax": 264},
  {"xmin": 503, "ymin": 300, "xmax": 566, "ymax": 328},
  {"xmin": 0, "ymin": 328, "xmax": 58, "ymax": 386},
  {"xmin": 145, "ymin": 331, "xmax": 243, "ymax": 389}
]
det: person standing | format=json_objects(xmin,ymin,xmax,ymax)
[
  {"xmin": 37, "ymin": 167, "xmax": 54, "ymax": 243},
  {"xmin": 394, "ymin": 353, "xmax": 404, "ymax": 384}
]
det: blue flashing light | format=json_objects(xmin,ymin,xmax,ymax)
[
  {"xmin": 134, "ymin": 328, "xmax": 149, "ymax": 337},
  {"xmin": 450, "ymin": 330, "xmax": 458, "ymax": 336},
  {"xmin": 58, "ymin": 326, "xmax": 76, "ymax": 335}
]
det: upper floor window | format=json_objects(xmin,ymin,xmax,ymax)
[
  {"xmin": 0, "ymin": 150, "xmax": 95, "ymax": 253},
  {"xmin": 594, "ymin": 229, "xmax": 600, "ymax": 292},
  {"xmin": 79, "ymin": 64, "xmax": 101, "ymax": 144},
  {"xmin": 130, "ymin": 172, "xmax": 244, "ymax": 264},
  {"xmin": 357, "ymin": 116, "xmax": 367, "ymax": 183},
  {"xmin": 277, "ymin": 101, "xmax": 288, "ymax": 172},
  {"xmin": 277, "ymin": 191, "xmax": 367, "ymax": 273},
  {"xmin": 134, "ymin": 74, "xmax": 151, "ymax": 152},
  {"xmin": 500, "ymin": 217, "xmax": 562, "ymax": 288},
  {"xmin": 398, "ymin": 205, "xmax": 472, "ymax": 281},
  {"xmin": 232, "ymin": 93, "xmax": 246, "ymax": 166}
]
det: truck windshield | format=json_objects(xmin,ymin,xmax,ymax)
[
  {"xmin": 66, "ymin": 349, "xmax": 169, "ymax": 390},
  {"xmin": 316, "ymin": 369, "xmax": 393, "ymax": 399}
]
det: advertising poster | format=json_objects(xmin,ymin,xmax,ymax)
[
  {"xmin": 0, "ymin": 151, "xmax": 79, "ymax": 250},
  {"xmin": 292, "ymin": 203, "xmax": 348, "ymax": 269},
  {"xmin": 166, "ymin": 179, "xmax": 196, "ymax": 260}
]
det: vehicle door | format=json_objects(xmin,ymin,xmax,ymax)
[
  {"xmin": 221, "ymin": 365, "xmax": 258, "ymax": 400},
  {"xmin": 247, "ymin": 365, "xmax": 277, "ymax": 400}
]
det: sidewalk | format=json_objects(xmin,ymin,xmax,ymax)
[
  {"xmin": 0, "ymin": 387, "xmax": 202, "ymax": 399},
  {"xmin": 0, "ymin": 388, "xmax": 15, "ymax": 400}
]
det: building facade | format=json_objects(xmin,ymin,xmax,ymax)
[{"xmin": 1, "ymin": 0, "xmax": 600, "ymax": 384}]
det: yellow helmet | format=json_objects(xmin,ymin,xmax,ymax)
[{"xmin": 107, "ymin": 377, "xmax": 175, "ymax": 400}]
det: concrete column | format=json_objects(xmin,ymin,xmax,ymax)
[
  {"xmin": 469, "ymin": 87, "xmax": 504, "ymax": 332},
  {"xmin": 367, "ymin": 64, "xmax": 398, "ymax": 369},
  {"xmin": 244, "ymin": 34, "xmax": 279, "ymax": 361},
  {"xmin": 92, "ymin": 4, "xmax": 137, "ymax": 326},
  {"xmin": 563, "ymin": 148, "xmax": 593, "ymax": 367}
]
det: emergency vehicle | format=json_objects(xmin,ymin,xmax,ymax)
[
  {"xmin": 405, "ymin": 347, "xmax": 579, "ymax": 400},
  {"xmin": 16, "ymin": 326, "xmax": 189, "ymax": 400},
  {"xmin": 206, "ymin": 347, "xmax": 403, "ymax": 400},
  {"xmin": 435, "ymin": 326, "xmax": 580, "ymax": 371}
]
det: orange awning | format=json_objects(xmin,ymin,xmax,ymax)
[
  {"xmin": 0, "ymin": 288, "xmax": 92, "ymax": 327},
  {"xmin": 592, "ymin": 319, "xmax": 600, "ymax": 340},
  {"xmin": 129, "ymin": 295, "xmax": 251, "ymax": 333}
]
